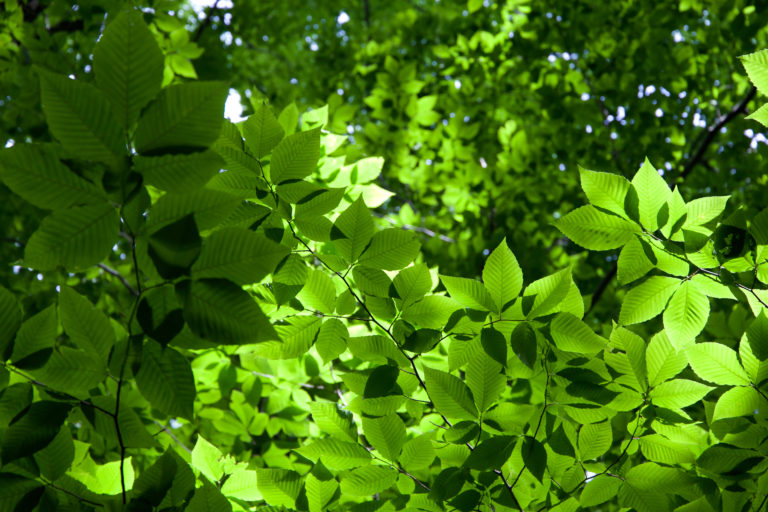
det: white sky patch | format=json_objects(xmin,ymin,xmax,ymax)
[
  {"xmin": 225, "ymin": 88, "xmax": 245, "ymax": 122},
  {"xmin": 187, "ymin": 0, "xmax": 233, "ymax": 17},
  {"xmin": 454, "ymin": 79, "xmax": 462, "ymax": 90},
  {"xmin": 337, "ymin": 11, "xmax": 350, "ymax": 24}
]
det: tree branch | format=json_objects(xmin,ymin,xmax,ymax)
[{"xmin": 97, "ymin": 263, "xmax": 139, "ymax": 297}]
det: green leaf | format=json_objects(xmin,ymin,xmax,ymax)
[
  {"xmin": 191, "ymin": 227, "xmax": 289, "ymax": 285},
  {"xmin": 682, "ymin": 196, "xmax": 730, "ymax": 228},
  {"xmin": 550, "ymin": 312, "xmax": 608, "ymax": 355},
  {"xmin": 555, "ymin": 205, "xmax": 639, "ymax": 250},
  {"xmin": 423, "ymin": 366, "xmax": 478, "ymax": 420},
  {"xmin": 0, "ymin": 474, "xmax": 43, "ymax": 511},
  {"xmin": 649, "ymin": 379, "xmax": 713, "ymax": 409},
  {"xmin": 315, "ymin": 319, "xmax": 348, "ymax": 364},
  {"xmin": 400, "ymin": 433, "xmax": 436, "ymax": 471},
  {"xmin": 134, "ymin": 151, "xmax": 223, "ymax": 192},
  {"xmin": 294, "ymin": 187, "xmax": 345, "ymax": 219},
  {"xmin": 306, "ymin": 464, "xmax": 338, "ymax": 512},
  {"xmin": 178, "ymin": 278, "xmax": 278, "ymax": 344},
  {"xmin": 187, "ymin": 480, "xmax": 232, "ymax": 512},
  {"xmin": 24, "ymin": 203, "xmax": 119, "ymax": 271},
  {"xmin": 712, "ymin": 386, "xmax": 762, "ymax": 422},
  {"xmin": 662, "ymin": 280, "xmax": 709, "ymax": 349},
  {"xmin": 241, "ymin": 103, "xmax": 284, "ymax": 158},
  {"xmin": 269, "ymin": 127, "xmax": 321, "ymax": 184},
  {"xmin": 255, "ymin": 468, "xmax": 300, "ymax": 507},
  {"xmin": 630, "ymin": 158, "xmax": 672, "ymax": 232},
  {"xmin": 137, "ymin": 284, "xmax": 184, "ymax": 345},
  {"xmin": 482, "ymin": 238, "xmax": 523, "ymax": 312},
  {"xmin": 697, "ymin": 444, "xmax": 762, "ymax": 475},
  {"xmin": 221, "ymin": 467, "xmax": 260, "ymax": 501},
  {"xmin": 333, "ymin": 197, "xmax": 374, "ymax": 263},
  {"xmin": 741, "ymin": 49, "xmax": 768, "ymax": 94},
  {"xmin": 660, "ymin": 186, "xmax": 687, "ymax": 240},
  {"xmin": 580, "ymin": 474, "xmax": 622, "ymax": 507},
  {"xmin": 297, "ymin": 267, "xmax": 337, "ymax": 314},
  {"xmin": 393, "ymin": 263, "xmax": 432, "ymax": 306},
  {"xmin": 148, "ymin": 214, "xmax": 202, "ymax": 279},
  {"xmin": 363, "ymin": 365, "xmax": 399, "ymax": 398},
  {"xmin": 523, "ymin": 266, "xmax": 572, "ymax": 319},
  {"xmin": 362, "ymin": 414, "xmax": 406, "ymax": 462},
  {"xmin": 0, "ymin": 145, "xmax": 105, "ymax": 209},
  {"xmin": 578, "ymin": 421, "xmax": 612, "ymax": 460},
  {"xmin": 1, "ymin": 401, "xmax": 71, "ymax": 463},
  {"xmin": 358, "ymin": 228, "xmax": 421, "ymax": 270},
  {"xmin": 131, "ymin": 449, "xmax": 186, "ymax": 507},
  {"xmin": 464, "ymin": 435, "xmax": 516, "ymax": 470},
  {"xmin": 37, "ymin": 68, "xmax": 124, "ymax": 165},
  {"xmin": 33, "ymin": 426, "xmax": 74, "ymax": 481},
  {"xmin": 191, "ymin": 435, "xmax": 226, "ymax": 482},
  {"xmin": 93, "ymin": 10, "xmax": 163, "ymax": 128},
  {"xmin": 352, "ymin": 266, "xmax": 392, "ymax": 297},
  {"xmin": 135, "ymin": 340, "xmax": 196, "ymax": 419},
  {"xmin": 135, "ymin": 81, "xmax": 228, "ymax": 154},
  {"xmin": 745, "ymin": 310, "xmax": 768, "ymax": 360},
  {"xmin": 579, "ymin": 166, "xmax": 632, "ymax": 218},
  {"xmin": 402, "ymin": 295, "xmax": 461, "ymax": 329},
  {"xmin": 440, "ymin": 275, "xmax": 496, "ymax": 312},
  {"xmin": 309, "ymin": 401, "xmax": 356, "ymax": 441},
  {"xmin": 522, "ymin": 436, "xmax": 547, "ymax": 482},
  {"xmin": 353, "ymin": 156, "xmax": 384, "ymax": 182},
  {"xmin": 739, "ymin": 333, "xmax": 768, "ymax": 386},
  {"xmin": 29, "ymin": 347, "xmax": 106, "ymax": 396},
  {"xmin": 466, "ymin": 352, "xmax": 505, "ymax": 412},
  {"xmin": 646, "ymin": 330, "xmax": 688, "ymax": 386},
  {"xmin": 625, "ymin": 462, "xmax": 694, "ymax": 493},
  {"xmin": 686, "ymin": 342, "xmax": 750, "ymax": 386},
  {"xmin": 59, "ymin": 286, "xmax": 115, "ymax": 362},
  {"xmin": 617, "ymin": 237, "xmax": 654, "ymax": 285},
  {"xmin": 147, "ymin": 187, "xmax": 242, "ymax": 232},
  {"xmin": 339, "ymin": 465, "xmax": 397, "ymax": 497},
  {"xmin": 10, "ymin": 305, "xmax": 56, "ymax": 368},
  {"xmin": 619, "ymin": 276, "xmax": 680, "ymax": 325},
  {"xmin": 0, "ymin": 285, "xmax": 21, "ymax": 359}
]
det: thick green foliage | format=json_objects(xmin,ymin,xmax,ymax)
[{"xmin": 1, "ymin": 3, "xmax": 768, "ymax": 512}]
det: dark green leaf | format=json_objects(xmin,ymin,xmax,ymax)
[{"xmin": 135, "ymin": 340, "xmax": 196, "ymax": 420}]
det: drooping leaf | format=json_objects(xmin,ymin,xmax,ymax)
[
  {"xmin": 339, "ymin": 465, "xmax": 398, "ymax": 497},
  {"xmin": 191, "ymin": 227, "xmax": 289, "ymax": 285},
  {"xmin": 135, "ymin": 340, "xmax": 196, "ymax": 419},
  {"xmin": 24, "ymin": 203, "xmax": 119, "ymax": 271},
  {"xmin": 9, "ymin": 305, "xmax": 56, "ymax": 368},
  {"xmin": 269, "ymin": 127, "xmax": 321, "ymax": 183},
  {"xmin": 712, "ymin": 386, "xmax": 762, "ymax": 422},
  {"xmin": 93, "ymin": 9, "xmax": 164, "ymax": 128},
  {"xmin": 178, "ymin": 278, "xmax": 279, "ymax": 344},
  {"xmin": 241, "ymin": 103, "xmax": 284, "ymax": 158},
  {"xmin": 37, "ymin": 68, "xmax": 124, "ymax": 165},
  {"xmin": 629, "ymin": 158, "xmax": 671, "ymax": 232},
  {"xmin": 686, "ymin": 342, "xmax": 750, "ymax": 386},
  {"xmin": 393, "ymin": 263, "xmax": 433, "ymax": 306},
  {"xmin": 579, "ymin": 166, "xmax": 632, "ymax": 218},
  {"xmin": 662, "ymin": 280, "xmax": 710, "ymax": 349},
  {"xmin": 464, "ymin": 435, "xmax": 516, "ymax": 470},
  {"xmin": 59, "ymin": 286, "xmax": 115, "ymax": 361},
  {"xmin": 578, "ymin": 421, "xmax": 612, "ymax": 460},
  {"xmin": 333, "ymin": 197, "xmax": 375, "ymax": 263},
  {"xmin": 423, "ymin": 366, "xmax": 478, "ymax": 420},
  {"xmin": 135, "ymin": 81, "xmax": 229, "ymax": 154},
  {"xmin": 0, "ymin": 145, "xmax": 105, "ymax": 209},
  {"xmin": 466, "ymin": 352, "xmax": 505, "ymax": 412},
  {"xmin": 0, "ymin": 285, "xmax": 22, "ymax": 360},
  {"xmin": 550, "ymin": 312, "xmax": 608, "ymax": 355},
  {"xmin": 1, "ymin": 401, "xmax": 71, "ymax": 463},
  {"xmin": 440, "ymin": 274, "xmax": 496, "ymax": 312},
  {"xmin": 362, "ymin": 414, "xmax": 406, "ymax": 462},
  {"xmin": 134, "ymin": 151, "xmax": 223, "ymax": 192},
  {"xmin": 554, "ymin": 205, "xmax": 639, "ymax": 250},
  {"xmin": 619, "ymin": 276, "xmax": 679, "ymax": 325},
  {"xmin": 522, "ymin": 436, "xmax": 547, "ymax": 482},
  {"xmin": 649, "ymin": 379, "xmax": 713, "ymax": 409},
  {"xmin": 482, "ymin": 238, "xmax": 523, "ymax": 312},
  {"xmin": 358, "ymin": 228, "xmax": 421, "ymax": 270}
]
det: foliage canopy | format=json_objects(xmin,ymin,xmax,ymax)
[{"xmin": 1, "ymin": 1, "xmax": 768, "ymax": 512}]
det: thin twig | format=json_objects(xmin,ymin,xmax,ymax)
[
  {"xmin": 41, "ymin": 478, "xmax": 104, "ymax": 507},
  {"xmin": 152, "ymin": 420, "xmax": 192, "ymax": 453},
  {"xmin": 97, "ymin": 263, "xmax": 139, "ymax": 296}
]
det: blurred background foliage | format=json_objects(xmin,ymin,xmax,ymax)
[{"xmin": 2, "ymin": 0, "xmax": 768, "ymax": 322}]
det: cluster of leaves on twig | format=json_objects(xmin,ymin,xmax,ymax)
[{"xmin": 1, "ymin": 8, "xmax": 768, "ymax": 512}]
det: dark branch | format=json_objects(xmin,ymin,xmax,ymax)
[
  {"xmin": 678, "ymin": 86, "xmax": 757, "ymax": 181},
  {"xmin": 193, "ymin": 0, "xmax": 221, "ymax": 42}
]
